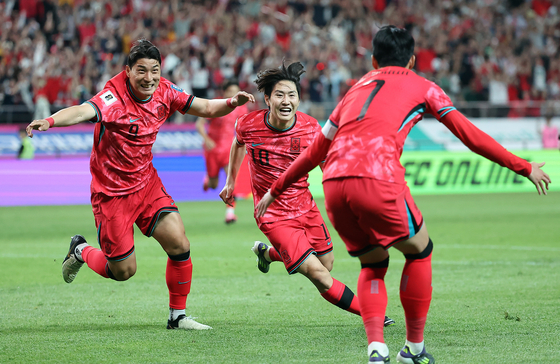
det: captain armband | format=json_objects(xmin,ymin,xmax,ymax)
[{"xmin": 322, "ymin": 119, "xmax": 338, "ymax": 140}]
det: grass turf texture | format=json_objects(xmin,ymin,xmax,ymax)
[{"xmin": 1, "ymin": 192, "xmax": 559, "ymax": 363}]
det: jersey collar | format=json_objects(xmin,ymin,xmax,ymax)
[
  {"xmin": 264, "ymin": 111, "xmax": 297, "ymax": 132},
  {"xmin": 126, "ymin": 80, "xmax": 153, "ymax": 104}
]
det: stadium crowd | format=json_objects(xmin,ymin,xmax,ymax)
[{"xmin": 1, "ymin": 0, "xmax": 560, "ymax": 123}]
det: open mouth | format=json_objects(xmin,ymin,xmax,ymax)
[{"xmin": 279, "ymin": 107, "xmax": 292, "ymax": 116}]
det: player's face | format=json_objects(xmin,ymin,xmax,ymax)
[
  {"xmin": 265, "ymin": 80, "xmax": 300, "ymax": 126},
  {"xmin": 126, "ymin": 58, "xmax": 161, "ymax": 99}
]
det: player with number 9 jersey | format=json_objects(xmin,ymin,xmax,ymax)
[{"xmin": 86, "ymin": 70, "xmax": 195, "ymax": 196}]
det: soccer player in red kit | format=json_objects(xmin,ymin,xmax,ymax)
[
  {"xmin": 256, "ymin": 27, "xmax": 550, "ymax": 363},
  {"xmin": 26, "ymin": 39, "xmax": 255, "ymax": 331},
  {"xmin": 219, "ymin": 62, "xmax": 395, "ymax": 325},
  {"xmin": 195, "ymin": 79, "xmax": 249, "ymax": 224}
]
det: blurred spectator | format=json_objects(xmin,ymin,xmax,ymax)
[
  {"xmin": 18, "ymin": 127, "xmax": 34, "ymax": 160},
  {"xmin": 539, "ymin": 114, "xmax": 559, "ymax": 149},
  {"xmin": 2, "ymin": 0, "xmax": 560, "ymax": 125}
]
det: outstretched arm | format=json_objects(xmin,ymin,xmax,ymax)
[
  {"xmin": 26, "ymin": 103, "xmax": 96, "ymax": 137},
  {"xmin": 441, "ymin": 110, "xmax": 550, "ymax": 194},
  {"xmin": 187, "ymin": 91, "xmax": 255, "ymax": 118},
  {"xmin": 255, "ymin": 132, "xmax": 331, "ymax": 217},
  {"xmin": 219, "ymin": 138, "xmax": 246, "ymax": 206}
]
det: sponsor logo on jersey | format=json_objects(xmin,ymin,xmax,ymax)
[
  {"xmin": 171, "ymin": 84, "xmax": 184, "ymax": 93},
  {"xmin": 101, "ymin": 90, "xmax": 118, "ymax": 106},
  {"xmin": 251, "ymin": 142, "xmax": 264, "ymax": 147},
  {"xmin": 157, "ymin": 105, "xmax": 166, "ymax": 120},
  {"xmin": 290, "ymin": 137, "xmax": 301, "ymax": 152},
  {"xmin": 129, "ymin": 117, "xmax": 140, "ymax": 123}
]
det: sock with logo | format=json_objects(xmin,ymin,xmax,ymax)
[
  {"xmin": 166, "ymin": 251, "xmax": 192, "ymax": 310},
  {"xmin": 358, "ymin": 257, "xmax": 389, "ymax": 344},
  {"xmin": 320, "ymin": 278, "xmax": 360, "ymax": 315}
]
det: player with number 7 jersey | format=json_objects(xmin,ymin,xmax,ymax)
[{"xmin": 257, "ymin": 26, "xmax": 550, "ymax": 363}]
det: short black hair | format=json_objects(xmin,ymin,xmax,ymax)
[
  {"xmin": 127, "ymin": 39, "xmax": 161, "ymax": 68},
  {"xmin": 222, "ymin": 78, "xmax": 240, "ymax": 92},
  {"xmin": 255, "ymin": 61, "xmax": 305, "ymax": 98},
  {"xmin": 372, "ymin": 25, "xmax": 415, "ymax": 68}
]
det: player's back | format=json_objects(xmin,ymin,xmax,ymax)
[{"xmin": 324, "ymin": 66, "xmax": 451, "ymax": 184}]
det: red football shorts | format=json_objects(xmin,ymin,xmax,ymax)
[
  {"xmin": 204, "ymin": 148, "xmax": 229, "ymax": 178},
  {"xmin": 258, "ymin": 206, "xmax": 333, "ymax": 274},
  {"xmin": 323, "ymin": 177, "xmax": 423, "ymax": 256},
  {"xmin": 91, "ymin": 172, "xmax": 179, "ymax": 261}
]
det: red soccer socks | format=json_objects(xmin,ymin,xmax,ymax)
[
  {"xmin": 357, "ymin": 258, "xmax": 389, "ymax": 343},
  {"xmin": 400, "ymin": 241, "xmax": 433, "ymax": 343},
  {"xmin": 320, "ymin": 278, "xmax": 361, "ymax": 315},
  {"xmin": 166, "ymin": 252, "xmax": 192, "ymax": 310}
]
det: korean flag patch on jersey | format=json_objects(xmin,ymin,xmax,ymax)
[{"xmin": 101, "ymin": 90, "xmax": 118, "ymax": 106}]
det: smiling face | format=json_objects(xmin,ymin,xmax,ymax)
[
  {"xmin": 264, "ymin": 80, "xmax": 300, "ymax": 128},
  {"xmin": 126, "ymin": 58, "xmax": 161, "ymax": 100}
]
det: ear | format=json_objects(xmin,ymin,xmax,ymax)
[
  {"xmin": 371, "ymin": 55, "xmax": 379, "ymax": 70},
  {"xmin": 125, "ymin": 65, "xmax": 131, "ymax": 78},
  {"xmin": 264, "ymin": 94, "xmax": 270, "ymax": 108},
  {"xmin": 406, "ymin": 55, "xmax": 416, "ymax": 70}
]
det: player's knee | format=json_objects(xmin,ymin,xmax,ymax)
[
  {"xmin": 111, "ymin": 265, "xmax": 137, "ymax": 281},
  {"xmin": 404, "ymin": 238, "xmax": 433, "ymax": 260},
  {"xmin": 320, "ymin": 257, "xmax": 334, "ymax": 272}
]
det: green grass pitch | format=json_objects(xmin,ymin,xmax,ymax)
[{"xmin": 1, "ymin": 192, "xmax": 559, "ymax": 363}]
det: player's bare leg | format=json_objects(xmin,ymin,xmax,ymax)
[
  {"xmin": 392, "ymin": 225, "xmax": 435, "ymax": 364},
  {"xmin": 153, "ymin": 212, "xmax": 211, "ymax": 330}
]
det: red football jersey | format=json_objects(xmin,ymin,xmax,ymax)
[
  {"xmin": 324, "ymin": 66, "xmax": 531, "ymax": 183},
  {"xmin": 235, "ymin": 110, "xmax": 321, "ymax": 223},
  {"xmin": 205, "ymin": 104, "xmax": 249, "ymax": 155},
  {"xmin": 86, "ymin": 71, "xmax": 195, "ymax": 195}
]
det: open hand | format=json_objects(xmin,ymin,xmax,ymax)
[
  {"xmin": 528, "ymin": 161, "xmax": 551, "ymax": 195},
  {"xmin": 231, "ymin": 91, "xmax": 255, "ymax": 107}
]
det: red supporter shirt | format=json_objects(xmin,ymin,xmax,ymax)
[
  {"xmin": 323, "ymin": 66, "xmax": 531, "ymax": 184},
  {"xmin": 86, "ymin": 71, "xmax": 195, "ymax": 196},
  {"xmin": 235, "ymin": 110, "xmax": 321, "ymax": 223},
  {"xmin": 206, "ymin": 104, "xmax": 249, "ymax": 155}
]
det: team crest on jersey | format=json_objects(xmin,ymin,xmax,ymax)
[
  {"xmin": 281, "ymin": 250, "xmax": 291, "ymax": 264},
  {"xmin": 100, "ymin": 90, "xmax": 117, "ymax": 106},
  {"xmin": 171, "ymin": 84, "xmax": 184, "ymax": 93},
  {"xmin": 157, "ymin": 105, "xmax": 166, "ymax": 120},
  {"xmin": 290, "ymin": 137, "xmax": 301, "ymax": 152}
]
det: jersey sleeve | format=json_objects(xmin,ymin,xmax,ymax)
[
  {"xmin": 86, "ymin": 88, "xmax": 120, "ymax": 123},
  {"xmin": 167, "ymin": 83, "xmax": 196, "ymax": 115},
  {"xmin": 424, "ymin": 81, "xmax": 457, "ymax": 120},
  {"xmin": 234, "ymin": 114, "xmax": 246, "ymax": 145},
  {"xmin": 270, "ymin": 132, "xmax": 332, "ymax": 197},
  {"xmin": 441, "ymin": 110, "xmax": 532, "ymax": 177}
]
